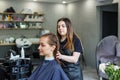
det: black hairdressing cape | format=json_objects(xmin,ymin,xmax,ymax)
[{"xmin": 28, "ymin": 60, "xmax": 69, "ymax": 80}]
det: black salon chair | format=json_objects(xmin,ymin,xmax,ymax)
[{"xmin": 0, "ymin": 58, "xmax": 6, "ymax": 80}]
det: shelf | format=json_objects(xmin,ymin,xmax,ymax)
[
  {"xmin": 0, "ymin": 42, "xmax": 39, "ymax": 46},
  {"xmin": 0, "ymin": 12, "xmax": 44, "ymax": 22},
  {"xmin": 0, "ymin": 27, "xmax": 43, "ymax": 30},
  {"xmin": 0, "ymin": 12, "xmax": 44, "ymax": 46},
  {"xmin": 0, "ymin": 21, "xmax": 44, "ymax": 23},
  {"xmin": 0, "ymin": 12, "xmax": 45, "ymax": 29},
  {"xmin": 0, "ymin": 43, "xmax": 15, "ymax": 46},
  {"xmin": 0, "ymin": 12, "xmax": 44, "ymax": 16}
]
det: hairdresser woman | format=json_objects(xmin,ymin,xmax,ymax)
[{"xmin": 56, "ymin": 17, "xmax": 83, "ymax": 80}]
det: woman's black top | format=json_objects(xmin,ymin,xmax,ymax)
[{"xmin": 59, "ymin": 37, "xmax": 83, "ymax": 80}]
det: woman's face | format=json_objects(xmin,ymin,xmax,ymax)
[
  {"xmin": 38, "ymin": 37, "xmax": 54, "ymax": 57},
  {"xmin": 57, "ymin": 21, "xmax": 67, "ymax": 37}
]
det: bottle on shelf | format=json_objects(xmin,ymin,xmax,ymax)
[{"xmin": 21, "ymin": 47, "xmax": 25, "ymax": 58}]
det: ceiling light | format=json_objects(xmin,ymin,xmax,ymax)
[
  {"xmin": 62, "ymin": 1, "xmax": 67, "ymax": 4},
  {"xmin": 33, "ymin": 0, "xmax": 37, "ymax": 1}
]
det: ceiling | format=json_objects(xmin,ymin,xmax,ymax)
[
  {"xmin": 31, "ymin": 0, "xmax": 79, "ymax": 3},
  {"xmin": 7, "ymin": 0, "xmax": 79, "ymax": 3}
]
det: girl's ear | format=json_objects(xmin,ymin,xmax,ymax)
[{"xmin": 51, "ymin": 45, "xmax": 56, "ymax": 51}]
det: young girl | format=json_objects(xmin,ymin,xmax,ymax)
[
  {"xmin": 56, "ymin": 18, "xmax": 83, "ymax": 80},
  {"xmin": 28, "ymin": 33, "xmax": 69, "ymax": 80}
]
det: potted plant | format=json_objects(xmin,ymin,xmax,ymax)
[{"xmin": 105, "ymin": 64, "xmax": 120, "ymax": 80}]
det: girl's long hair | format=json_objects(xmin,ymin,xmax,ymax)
[
  {"xmin": 40, "ymin": 33, "xmax": 61, "ymax": 64},
  {"xmin": 57, "ymin": 17, "xmax": 79, "ymax": 52}
]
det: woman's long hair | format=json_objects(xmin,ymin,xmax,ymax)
[
  {"xmin": 57, "ymin": 17, "xmax": 79, "ymax": 52},
  {"xmin": 40, "ymin": 33, "xmax": 61, "ymax": 63}
]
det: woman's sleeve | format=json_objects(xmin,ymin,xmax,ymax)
[{"xmin": 74, "ymin": 38, "xmax": 83, "ymax": 54}]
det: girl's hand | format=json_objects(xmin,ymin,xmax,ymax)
[{"xmin": 56, "ymin": 51, "xmax": 63, "ymax": 59}]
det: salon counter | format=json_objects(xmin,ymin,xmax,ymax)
[{"xmin": 0, "ymin": 43, "xmax": 39, "ymax": 58}]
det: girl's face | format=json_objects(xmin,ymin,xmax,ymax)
[
  {"xmin": 38, "ymin": 37, "xmax": 55, "ymax": 57},
  {"xmin": 57, "ymin": 21, "xmax": 67, "ymax": 37}
]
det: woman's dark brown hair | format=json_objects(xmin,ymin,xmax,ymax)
[{"xmin": 57, "ymin": 17, "xmax": 79, "ymax": 52}]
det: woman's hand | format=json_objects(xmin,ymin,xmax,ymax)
[
  {"xmin": 56, "ymin": 51, "xmax": 63, "ymax": 59},
  {"xmin": 56, "ymin": 51, "xmax": 81, "ymax": 63}
]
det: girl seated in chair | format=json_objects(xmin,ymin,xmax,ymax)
[{"xmin": 28, "ymin": 33, "xmax": 69, "ymax": 80}]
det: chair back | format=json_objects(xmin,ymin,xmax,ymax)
[{"xmin": 96, "ymin": 35, "xmax": 118, "ymax": 69}]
